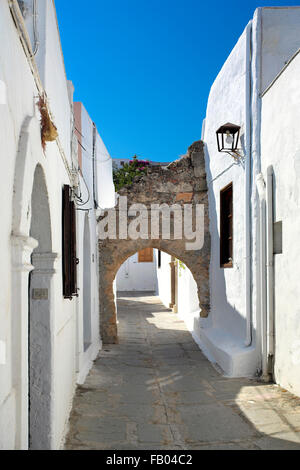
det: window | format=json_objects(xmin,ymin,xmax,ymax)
[
  {"xmin": 62, "ymin": 185, "xmax": 78, "ymax": 298},
  {"xmin": 220, "ymin": 183, "xmax": 233, "ymax": 268},
  {"xmin": 158, "ymin": 250, "xmax": 161, "ymax": 268},
  {"xmin": 138, "ymin": 247, "xmax": 153, "ymax": 263}
]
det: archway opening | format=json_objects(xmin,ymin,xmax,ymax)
[
  {"xmin": 101, "ymin": 242, "xmax": 202, "ymax": 345},
  {"xmin": 28, "ymin": 165, "xmax": 53, "ymax": 450}
]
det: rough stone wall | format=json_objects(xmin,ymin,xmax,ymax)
[{"xmin": 98, "ymin": 141, "xmax": 210, "ymax": 344}]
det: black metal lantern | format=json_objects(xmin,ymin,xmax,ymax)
[{"xmin": 216, "ymin": 123, "xmax": 241, "ymax": 154}]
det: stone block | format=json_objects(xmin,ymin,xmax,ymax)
[{"xmin": 175, "ymin": 192, "xmax": 193, "ymax": 203}]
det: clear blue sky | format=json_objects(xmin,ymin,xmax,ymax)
[{"xmin": 56, "ymin": 0, "xmax": 300, "ymax": 162}]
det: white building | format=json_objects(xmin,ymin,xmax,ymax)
[
  {"xmin": 2, "ymin": 0, "xmax": 300, "ymax": 452},
  {"xmin": 74, "ymin": 101, "xmax": 115, "ymax": 383},
  {"xmin": 116, "ymin": 248, "xmax": 158, "ymax": 292},
  {"xmin": 202, "ymin": 6, "xmax": 300, "ymax": 387},
  {"xmin": 260, "ymin": 47, "xmax": 300, "ymax": 397},
  {"xmin": 156, "ymin": 7, "xmax": 300, "ymax": 397},
  {"xmin": 0, "ymin": 0, "xmax": 114, "ymax": 450}
]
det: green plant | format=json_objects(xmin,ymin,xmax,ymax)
[
  {"xmin": 176, "ymin": 259, "xmax": 186, "ymax": 277},
  {"xmin": 113, "ymin": 155, "xmax": 150, "ymax": 192}
]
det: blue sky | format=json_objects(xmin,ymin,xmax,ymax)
[{"xmin": 56, "ymin": 0, "xmax": 300, "ymax": 162}]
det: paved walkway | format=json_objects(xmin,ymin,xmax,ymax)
[{"xmin": 65, "ymin": 293, "xmax": 300, "ymax": 450}]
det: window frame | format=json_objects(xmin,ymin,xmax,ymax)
[
  {"xmin": 62, "ymin": 185, "xmax": 78, "ymax": 299},
  {"xmin": 138, "ymin": 247, "xmax": 154, "ymax": 263},
  {"xmin": 220, "ymin": 182, "xmax": 233, "ymax": 269}
]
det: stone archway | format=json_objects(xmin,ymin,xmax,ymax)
[{"xmin": 98, "ymin": 141, "xmax": 210, "ymax": 344}]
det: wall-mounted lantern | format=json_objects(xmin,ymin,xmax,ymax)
[{"xmin": 216, "ymin": 122, "xmax": 241, "ymax": 159}]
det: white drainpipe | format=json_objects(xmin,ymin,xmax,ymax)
[
  {"xmin": 244, "ymin": 22, "xmax": 252, "ymax": 346},
  {"xmin": 256, "ymin": 173, "xmax": 269, "ymax": 379},
  {"xmin": 266, "ymin": 166, "xmax": 275, "ymax": 367},
  {"xmin": 256, "ymin": 168, "xmax": 274, "ymax": 380}
]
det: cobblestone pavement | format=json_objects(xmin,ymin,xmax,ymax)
[{"xmin": 65, "ymin": 293, "xmax": 300, "ymax": 450}]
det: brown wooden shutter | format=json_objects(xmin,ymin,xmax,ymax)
[
  {"xmin": 62, "ymin": 185, "xmax": 78, "ymax": 298},
  {"xmin": 70, "ymin": 198, "xmax": 78, "ymax": 295},
  {"xmin": 138, "ymin": 247, "xmax": 153, "ymax": 263},
  {"xmin": 220, "ymin": 183, "xmax": 233, "ymax": 268}
]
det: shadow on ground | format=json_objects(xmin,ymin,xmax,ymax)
[{"xmin": 65, "ymin": 293, "xmax": 300, "ymax": 450}]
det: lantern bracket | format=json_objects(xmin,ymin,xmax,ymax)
[{"xmin": 216, "ymin": 122, "xmax": 242, "ymax": 160}]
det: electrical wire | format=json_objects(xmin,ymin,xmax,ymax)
[
  {"xmin": 74, "ymin": 126, "xmax": 84, "ymax": 138},
  {"xmin": 73, "ymin": 168, "xmax": 91, "ymax": 207},
  {"xmin": 74, "ymin": 127, "xmax": 116, "ymax": 161},
  {"xmin": 9, "ymin": 1, "xmax": 74, "ymax": 184},
  {"xmin": 75, "ymin": 136, "xmax": 112, "ymax": 163}
]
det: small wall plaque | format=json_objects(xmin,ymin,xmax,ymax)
[
  {"xmin": 273, "ymin": 221, "xmax": 282, "ymax": 255},
  {"xmin": 32, "ymin": 288, "xmax": 48, "ymax": 300}
]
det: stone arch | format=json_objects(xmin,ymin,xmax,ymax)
[
  {"xmin": 30, "ymin": 164, "xmax": 52, "ymax": 251},
  {"xmin": 12, "ymin": 116, "xmax": 49, "ymax": 237},
  {"xmin": 99, "ymin": 141, "xmax": 210, "ymax": 344}
]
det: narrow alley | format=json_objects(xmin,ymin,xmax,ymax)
[{"xmin": 65, "ymin": 294, "xmax": 300, "ymax": 450}]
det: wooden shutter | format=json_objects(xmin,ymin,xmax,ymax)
[
  {"xmin": 138, "ymin": 247, "xmax": 153, "ymax": 263},
  {"xmin": 220, "ymin": 183, "xmax": 233, "ymax": 268},
  {"xmin": 62, "ymin": 185, "xmax": 78, "ymax": 298}
]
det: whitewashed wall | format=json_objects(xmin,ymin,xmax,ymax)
[
  {"xmin": 261, "ymin": 51, "xmax": 300, "ymax": 397},
  {"xmin": 202, "ymin": 23, "xmax": 259, "ymax": 377},
  {"xmin": 116, "ymin": 252, "xmax": 157, "ymax": 292},
  {"xmin": 155, "ymin": 253, "xmax": 202, "ymax": 341},
  {"xmin": 74, "ymin": 103, "xmax": 101, "ymax": 385},
  {"xmin": 177, "ymin": 266, "xmax": 200, "ymax": 330},
  {"xmin": 198, "ymin": 7, "xmax": 300, "ymax": 378},
  {"xmin": 156, "ymin": 250, "xmax": 172, "ymax": 308},
  {"xmin": 260, "ymin": 7, "xmax": 300, "ymax": 94},
  {"xmin": 95, "ymin": 132, "xmax": 115, "ymax": 210}
]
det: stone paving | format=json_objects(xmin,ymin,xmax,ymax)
[{"xmin": 65, "ymin": 293, "xmax": 300, "ymax": 450}]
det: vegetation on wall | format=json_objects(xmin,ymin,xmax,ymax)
[
  {"xmin": 176, "ymin": 258, "xmax": 186, "ymax": 277},
  {"xmin": 37, "ymin": 94, "xmax": 58, "ymax": 150},
  {"xmin": 113, "ymin": 155, "xmax": 150, "ymax": 192}
]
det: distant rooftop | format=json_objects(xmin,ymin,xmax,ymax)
[{"xmin": 113, "ymin": 158, "xmax": 170, "ymax": 168}]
